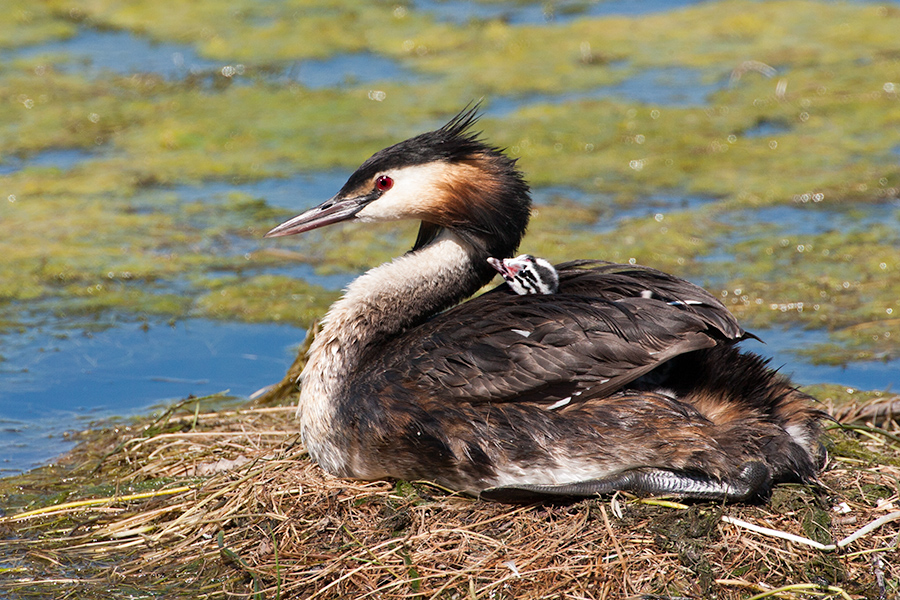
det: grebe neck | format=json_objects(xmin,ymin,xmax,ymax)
[{"xmin": 297, "ymin": 229, "xmax": 487, "ymax": 474}]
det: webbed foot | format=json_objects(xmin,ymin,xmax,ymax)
[{"xmin": 480, "ymin": 461, "xmax": 771, "ymax": 503}]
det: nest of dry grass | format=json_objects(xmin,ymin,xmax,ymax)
[{"xmin": 1, "ymin": 384, "xmax": 899, "ymax": 599}]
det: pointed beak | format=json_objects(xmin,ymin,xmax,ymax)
[{"xmin": 265, "ymin": 195, "xmax": 368, "ymax": 238}]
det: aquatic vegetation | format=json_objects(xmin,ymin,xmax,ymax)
[
  {"xmin": 2, "ymin": 0, "xmax": 899, "ymax": 363},
  {"xmin": 802, "ymin": 383, "xmax": 893, "ymax": 409},
  {"xmin": 0, "ymin": 1, "xmax": 75, "ymax": 49},
  {"xmin": 0, "ymin": 173, "xmax": 316, "ymax": 332},
  {"xmin": 714, "ymin": 217, "xmax": 899, "ymax": 364},
  {"xmin": 526, "ymin": 202, "xmax": 723, "ymax": 272},
  {"xmin": 493, "ymin": 75, "xmax": 900, "ymax": 202},
  {"xmin": 195, "ymin": 274, "xmax": 337, "ymax": 323}
]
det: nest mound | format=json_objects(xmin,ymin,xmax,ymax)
[{"xmin": 1, "ymin": 391, "xmax": 899, "ymax": 599}]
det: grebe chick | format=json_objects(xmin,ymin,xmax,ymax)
[
  {"xmin": 265, "ymin": 107, "xmax": 824, "ymax": 503},
  {"xmin": 488, "ymin": 254, "xmax": 559, "ymax": 295}
]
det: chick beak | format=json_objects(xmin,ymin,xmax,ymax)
[
  {"xmin": 487, "ymin": 257, "xmax": 518, "ymax": 279},
  {"xmin": 265, "ymin": 195, "xmax": 367, "ymax": 238}
]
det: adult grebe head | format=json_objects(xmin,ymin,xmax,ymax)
[{"xmin": 266, "ymin": 106, "xmax": 531, "ymax": 268}]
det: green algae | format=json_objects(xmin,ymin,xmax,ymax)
[
  {"xmin": 0, "ymin": 1, "xmax": 75, "ymax": 49},
  {"xmin": 44, "ymin": 0, "xmax": 457, "ymax": 63},
  {"xmin": 491, "ymin": 81, "xmax": 900, "ymax": 202},
  {"xmin": 0, "ymin": 61, "xmax": 459, "ymax": 181},
  {"xmin": 802, "ymin": 384, "xmax": 894, "ymax": 408},
  {"xmin": 40, "ymin": 0, "xmax": 900, "ymax": 99},
  {"xmin": 5, "ymin": 0, "xmax": 900, "ymax": 194},
  {"xmin": 830, "ymin": 434, "xmax": 900, "ymax": 469},
  {"xmin": 196, "ymin": 274, "xmax": 337, "ymax": 323},
  {"xmin": 710, "ymin": 216, "xmax": 899, "ymax": 364},
  {"xmin": 525, "ymin": 201, "xmax": 725, "ymax": 273},
  {"xmin": 1, "ymin": 0, "xmax": 899, "ymax": 364},
  {"xmin": 0, "ymin": 178, "xmax": 319, "ymax": 331}
]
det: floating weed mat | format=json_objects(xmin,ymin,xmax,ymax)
[{"xmin": 1, "ymin": 394, "xmax": 899, "ymax": 599}]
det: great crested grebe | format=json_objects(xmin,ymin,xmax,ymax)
[
  {"xmin": 265, "ymin": 107, "xmax": 824, "ymax": 503},
  {"xmin": 489, "ymin": 254, "xmax": 559, "ymax": 295}
]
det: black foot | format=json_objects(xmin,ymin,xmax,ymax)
[{"xmin": 480, "ymin": 461, "xmax": 772, "ymax": 504}]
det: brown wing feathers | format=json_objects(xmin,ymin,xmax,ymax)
[{"xmin": 354, "ymin": 262, "xmax": 740, "ymax": 408}]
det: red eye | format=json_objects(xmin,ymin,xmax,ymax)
[{"xmin": 375, "ymin": 175, "xmax": 394, "ymax": 191}]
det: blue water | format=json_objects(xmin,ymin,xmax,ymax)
[
  {"xmin": 747, "ymin": 328, "xmax": 899, "ymax": 391},
  {"xmin": 601, "ymin": 67, "xmax": 723, "ymax": 106},
  {"xmin": 743, "ymin": 120, "xmax": 792, "ymax": 138},
  {"xmin": 5, "ymin": 29, "xmax": 223, "ymax": 80},
  {"xmin": 3, "ymin": 28, "xmax": 420, "ymax": 89},
  {"xmin": 729, "ymin": 201, "xmax": 900, "ymax": 237},
  {"xmin": 1, "ymin": 168, "xmax": 358, "ymax": 474},
  {"xmin": 277, "ymin": 53, "xmax": 422, "ymax": 89},
  {"xmin": 0, "ymin": 319, "xmax": 306, "ymax": 474},
  {"xmin": 488, "ymin": 66, "xmax": 724, "ymax": 116},
  {"xmin": 414, "ymin": 0, "xmax": 709, "ymax": 24},
  {"xmin": 0, "ymin": 148, "xmax": 97, "ymax": 175},
  {"xmin": 592, "ymin": 193, "xmax": 718, "ymax": 233},
  {"xmin": 415, "ymin": 0, "xmax": 900, "ymax": 24},
  {"xmin": 528, "ymin": 186, "xmax": 719, "ymax": 233},
  {"xmin": 173, "ymin": 171, "xmax": 349, "ymax": 211}
]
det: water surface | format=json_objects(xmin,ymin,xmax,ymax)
[
  {"xmin": 1, "ymin": 319, "xmax": 305, "ymax": 474},
  {"xmin": 414, "ymin": 0, "xmax": 709, "ymax": 24},
  {"xmin": 3, "ymin": 28, "xmax": 421, "ymax": 89},
  {"xmin": 5, "ymin": 29, "xmax": 223, "ymax": 79},
  {"xmin": 748, "ymin": 328, "xmax": 899, "ymax": 391},
  {"xmin": 173, "ymin": 171, "xmax": 349, "ymax": 210},
  {"xmin": 487, "ymin": 66, "xmax": 724, "ymax": 116},
  {"xmin": 0, "ymin": 148, "xmax": 97, "ymax": 175}
]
